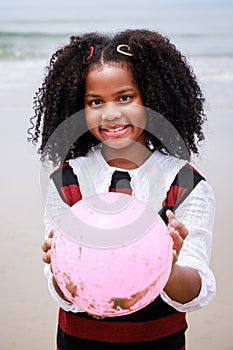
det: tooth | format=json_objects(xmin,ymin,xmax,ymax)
[{"xmin": 108, "ymin": 126, "xmax": 124, "ymax": 132}]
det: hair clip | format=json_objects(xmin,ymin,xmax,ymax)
[
  {"xmin": 116, "ymin": 44, "xmax": 134, "ymax": 57},
  {"xmin": 85, "ymin": 45, "xmax": 94, "ymax": 61}
]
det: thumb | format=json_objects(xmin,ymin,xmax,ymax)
[{"xmin": 166, "ymin": 209, "xmax": 175, "ymax": 223}]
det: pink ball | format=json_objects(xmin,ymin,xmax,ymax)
[{"xmin": 51, "ymin": 192, "xmax": 173, "ymax": 317}]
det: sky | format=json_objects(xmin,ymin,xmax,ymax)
[
  {"xmin": 1, "ymin": 0, "xmax": 232, "ymax": 9},
  {"xmin": 2, "ymin": 0, "xmax": 159, "ymax": 9},
  {"xmin": 1, "ymin": 0, "xmax": 232, "ymax": 22}
]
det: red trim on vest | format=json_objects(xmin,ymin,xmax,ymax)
[
  {"xmin": 162, "ymin": 185, "xmax": 187, "ymax": 207},
  {"xmin": 62, "ymin": 185, "xmax": 82, "ymax": 206},
  {"xmin": 185, "ymin": 162, "xmax": 201, "ymax": 175},
  {"xmin": 58, "ymin": 308, "xmax": 187, "ymax": 342}
]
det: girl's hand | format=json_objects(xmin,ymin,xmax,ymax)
[
  {"xmin": 164, "ymin": 210, "xmax": 201, "ymax": 303},
  {"xmin": 42, "ymin": 229, "xmax": 71, "ymax": 302},
  {"xmin": 41, "ymin": 229, "xmax": 55, "ymax": 269},
  {"xmin": 166, "ymin": 210, "xmax": 189, "ymax": 266}
]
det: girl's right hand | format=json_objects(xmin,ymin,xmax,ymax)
[
  {"xmin": 41, "ymin": 229, "xmax": 71, "ymax": 302},
  {"xmin": 41, "ymin": 229, "xmax": 55, "ymax": 267}
]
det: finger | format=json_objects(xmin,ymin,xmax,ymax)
[
  {"xmin": 172, "ymin": 249, "xmax": 178, "ymax": 265},
  {"xmin": 170, "ymin": 230, "xmax": 183, "ymax": 253},
  {"xmin": 166, "ymin": 210, "xmax": 188, "ymax": 238},
  {"xmin": 41, "ymin": 238, "xmax": 53, "ymax": 253},
  {"xmin": 170, "ymin": 219, "xmax": 189, "ymax": 240},
  {"xmin": 48, "ymin": 228, "xmax": 55, "ymax": 238},
  {"xmin": 166, "ymin": 209, "xmax": 175, "ymax": 223},
  {"xmin": 42, "ymin": 251, "xmax": 51, "ymax": 264},
  {"xmin": 41, "ymin": 241, "xmax": 48, "ymax": 253}
]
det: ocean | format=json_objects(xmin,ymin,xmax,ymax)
[
  {"xmin": 0, "ymin": 1, "xmax": 233, "ymax": 349},
  {"xmin": 0, "ymin": 0, "xmax": 233, "ymax": 113}
]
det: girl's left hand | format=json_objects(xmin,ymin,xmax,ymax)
[{"xmin": 166, "ymin": 209, "xmax": 189, "ymax": 266}]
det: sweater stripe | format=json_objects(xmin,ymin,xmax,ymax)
[
  {"xmin": 58, "ymin": 308, "xmax": 187, "ymax": 342},
  {"xmin": 57, "ymin": 326, "xmax": 186, "ymax": 349}
]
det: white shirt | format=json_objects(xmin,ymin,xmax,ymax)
[{"xmin": 44, "ymin": 148, "xmax": 216, "ymax": 313}]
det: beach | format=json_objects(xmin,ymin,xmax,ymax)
[{"xmin": 1, "ymin": 0, "xmax": 233, "ymax": 349}]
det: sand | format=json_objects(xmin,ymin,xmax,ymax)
[{"xmin": 1, "ymin": 84, "xmax": 232, "ymax": 350}]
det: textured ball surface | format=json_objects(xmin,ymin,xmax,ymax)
[{"xmin": 51, "ymin": 192, "xmax": 173, "ymax": 317}]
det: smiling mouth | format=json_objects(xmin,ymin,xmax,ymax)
[
  {"xmin": 101, "ymin": 125, "xmax": 129, "ymax": 132},
  {"xmin": 100, "ymin": 124, "xmax": 130, "ymax": 138}
]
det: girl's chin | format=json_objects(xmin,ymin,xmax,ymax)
[{"xmin": 102, "ymin": 139, "xmax": 131, "ymax": 148}]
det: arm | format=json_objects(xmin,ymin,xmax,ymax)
[
  {"xmin": 163, "ymin": 210, "xmax": 202, "ymax": 303},
  {"xmin": 42, "ymin": 229, "xmax": 70, "ymax": 302},
  {"xmin": 160, "ymin": 180, "xmax": 216, "ymax": 311},
  {"xmin": 42, "ymin": 178, "xmax": 84, "ymax": 312},
  {"xmin": 164, "ymin": 265, "xmax": 201, "ymax": 303}
]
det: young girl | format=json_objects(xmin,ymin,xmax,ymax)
[{"xmin": 28, "ymin": 29, "xmax": 216, "ymax": 350}]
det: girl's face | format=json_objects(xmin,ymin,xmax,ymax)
[{"xmin": 84, "ymin": 64, "xmax": 147, "ymax": 164}]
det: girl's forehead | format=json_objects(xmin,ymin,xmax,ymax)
[{"xmin": 85, "ymin": 63, "xmax": 136, "ymax": 90}]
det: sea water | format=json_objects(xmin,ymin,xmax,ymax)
[{"xmin": 0, "ymin": 0, "xmax": 233, "ymax": 109}]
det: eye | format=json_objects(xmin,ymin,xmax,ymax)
[
  {"xmin": 88, "ymin": 99, "xmax": 103, "ymax": 107},
  {"xmin": 119, "ymin": 95, "xmax": 132, "ymax": 103}
]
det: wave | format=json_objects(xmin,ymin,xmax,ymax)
[
  {"xmin": 0, "ymin": 31, "xmax": 71, "ymax": 39},
  {"xmin": 0, "ymin": 31, "xmax": 70, "ymax": 60},
  {"xmin": 0, "ymin": 30, "xmax": 233, "ymax": 61}
]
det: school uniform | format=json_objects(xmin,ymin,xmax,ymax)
[{"xmin": 44, "ymin": 148, "xmax": 216, "ymax": 349}]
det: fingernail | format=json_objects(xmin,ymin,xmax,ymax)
[
  {"xmin": 171, "ymin": 218, "xmax": 179, "ymax": 227},
  {"xmin": 168, "ymin": 226, "xmax": 174, "ymax": 233}
]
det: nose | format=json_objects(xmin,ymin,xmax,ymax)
[{"xmin": 101, "ymin": 102, "xmax": 122, "ymax": 122}]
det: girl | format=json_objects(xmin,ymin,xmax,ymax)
[{"xmin": 28, "ymin": 29, "xmax": 216, "ymax": 349}]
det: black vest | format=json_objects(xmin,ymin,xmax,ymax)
[{"xmin": 50, "ymin": 161, "xmax": 205, "ymax": 350}]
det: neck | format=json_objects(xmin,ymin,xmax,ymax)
[{"xmin": 102, "ymin": 144, "xmax": 152, "ymax": 170}]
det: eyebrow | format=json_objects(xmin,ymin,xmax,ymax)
[
  {"xmin": 85, "ymin": 87, "xmax": 135, "ymax": 98},
  {"xmin": 85, "ymin": 93, "xmax": 101, "ymax": 98}
]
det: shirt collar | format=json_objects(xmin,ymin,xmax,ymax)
[{"xmin": 69, "ymin": 147, "xmax": 185, "ymax": 212}]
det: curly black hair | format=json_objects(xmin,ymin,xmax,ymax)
[{"xmin": 28, "ymin": 29, "xmax": 206, "ymax": 165}]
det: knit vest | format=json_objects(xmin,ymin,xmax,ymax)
[{"xmin": 50, "ymin": 161, "xmax": 205, "ymax": 350}]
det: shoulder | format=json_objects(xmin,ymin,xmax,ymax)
[
  {"xmin": 152, "ymin": 151, "xmax": 186, "ymax": 172},
  {"xmin": 176, "ymin": 176, "xmax": 216, "ymax": 231},
  {"xmin": 68, "ymin": 148, "xmax": 103, "ymax": 173},
  {"xmin": 50, "ymin": 162, "xmax": 79, "ymax": 187},
  {"xmin": 50, "ymin": 161, "xmax": 81, "ymax": 206},
  {"xmin": 153, "ymin": 151, "xmax": 206, "ymax": 182},
  {"xmin": 151, "ymin": 151, "xmax": 187, "ymax": 190},
  {"xmin": 189, "ymin": 178, "xmax": 216, "ymax": 206}
]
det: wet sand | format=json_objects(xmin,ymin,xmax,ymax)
[{"xmin": 1, "ymin": 84, "xmax": 232, "ymax": 349}]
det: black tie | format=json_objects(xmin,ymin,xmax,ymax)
[{"xmin": 109, "ymin": 171, "xmax": 132, "ymax": 195}]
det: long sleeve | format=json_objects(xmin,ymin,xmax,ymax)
[
  {"xmin": 43, "ymin": 178, "xmax": 84, "ymax": 312},
  {"xmin": 160, "ymin": 179, "xmax": 216, "ymax": 312}
]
